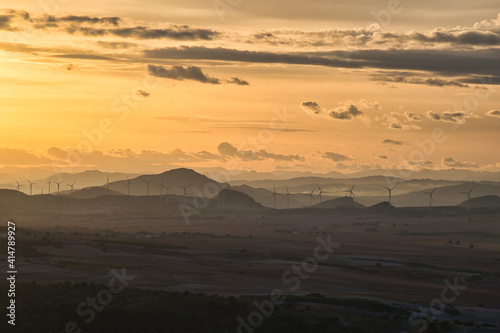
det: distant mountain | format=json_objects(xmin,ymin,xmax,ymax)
[
  {"xmin": 312, "ymin": 196, "xmax": 365, "ymax": 209},
  {"xmin": 206, "ymin": 189, "xmax": 267, "ymax": 211},
  {"xmin": 457, "ymin": 195, "xmax": 500, "ymax": 209},
  {"xmin": 69, "ymin": 187, "xmax": 122, "ymax": 199},
  {"xmin": 108, "ymin": 168, "xmax": 228, "ymax": 197}
]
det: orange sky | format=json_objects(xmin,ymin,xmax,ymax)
[{"xmin": 0, "ymin": 1, "xmax": 499, "ymax": 174}]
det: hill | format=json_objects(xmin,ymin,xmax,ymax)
[
  {"xmin": 69, "ymin": 187, "xmax": 123, "ymax": 199},
  {"xmin": 207, "ymin": 189, "xmax": 267, "ymax": 211},
  {"xmin": 457, "ymin": 195, "xmax": 500, "ymax": 209},
  {"xmin": 312, "ymin": 196, "xmax": 365, "ymax": 209},
  {"xmin": 108, "ymin": 168, "xmax": 228, "ymax": 197}
]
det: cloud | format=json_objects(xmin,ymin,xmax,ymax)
[
  {"xmin": 300, "ymin": 101, "xmax": 322, "ymax": 115},
  {"xmin": 71, "ymin": 26, "xmax": 219, "ymax": 40},
  {"xmin": 426, "ymin": 110, "xmax": 479, "ymax": 124},
  {"xmin": 382, "ymin": 139, "xmax": 406, "ymax": 145},
  {"xmin": 322, "ymin": 152, "xmax": 351, "ymax": 162},
  {"xmin": 371, "ymin": 74, "xmax": 469, "ymax": 88},
  {"xmin": 378, "ymin": 114, "xmax": 421, "ymax": 130},
  {"xmin": 486, "ymin": 110, "xmax": 500, "ymax": 118},
  {"xmin": 148, "ymin": 65, "xmax": 220, "ymax": 84},
  {"xmin": 442, "ymin": 157, "xmax": 479, "ymax": 169},
  {"xmin": 378, "ymin": 155, "xmax": 388, "ymax": 160},
  {"xmin": 2, "ymin": 10, "xmax": 218, "ymax": 41},
  {"xmin": 408, "ymin": 159, "xmax": 433, "ymax": 167},
  {"xmin": 0, "ymin": 15, "xmax": 16, "ymax": 31},
  {"xmin": 217, "ymin": 142, "xmax": 304, "ymax": 162},
  {"xmin": 136, "ymin": 90, "xmax": 150, "ymax": 97},
  {"xmin": 403, "ymin": 111, "xmax": 421, "ymax": 121},
  {"xmin": 226, "ymin": 77, "xmax": 249, "ymax": 85},
  {"xmin": 329, "ymin": 104, "xmax": 362, "ymax": 120}
]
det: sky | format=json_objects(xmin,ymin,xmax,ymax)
[{"xmin": 1, "ymin": 0, "xmax": 499, "ymax": 175}]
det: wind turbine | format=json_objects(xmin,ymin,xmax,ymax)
[
  {"xmin": 55, "ymin": 181, "xmax": 63, "ymax": 195},
  {"xmin": 67, "ymin": 181, "xmax": 76, "ymax": 195},
  {"xmin": 344, "ymin": 184, "xmax": 356, "ymax": 208},
  {"xmin": 270, "ymin": 185, "xmax": 281, "ymax": 209},
  {"xmin": 143, "ymin": 179, "xmax": 152, "ymax": 196},
  {"xmin": 308, "ymin": 187, "xmax": 315, "ymax": 206},
  {"xmin": 283, "ymin": 187, "xmax": 291, "ymax": 209},
  {"xmin": 47, "ymin": 180, "xmax": 52, "ymax": 195},
  {"xmin": 15, "ymin": 180, "xmax": 24, "ymax": 192},
  {"xmin": 157, "ymin": 179, "xmax": 165, "ymax": 197},
  {"xmin": 459, "ymin": 185, "xmax": 475, "ymax": 213},
  {"xmin": 104, "ymin": 176, "xmax": 110, "ymax": 190},
  {"xmin": 422, "ymin": 187, "xmax": 437, "ymax": 212},
  {"xmin": 27, "ymin": 180, "xmax": 36, "ymax": 196},
  {"xmin": 383, "ymin": 185, "xmax": 397, "ymax": 205},
  {"xmin": 125, "ymin": 177, "xmax": 134, "ymax": 196},
  {"xmin": 317, "ymin": 184, "xmax": 328, "ymax": 204},
  {"xmin": 164, "ymin": 185, "xmax": 174, "ymax": 203},
  {"xmin": 180, "ymin": 185, "xmax": 190, "ymax": 207}
]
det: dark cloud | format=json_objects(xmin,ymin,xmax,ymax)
[
  {"xmin": 382, "ymin": 139, "xmax": 406, "ymax": 145},
  {"xmin": 58, "ymin": 15, "xmax": 120, "ymax": 26},
  {"xmin": 486, "ymin": 110, "xmax": 500, "ymax": 118},
  {"xmin": 3, "ymin": 10, "xmax": 218, "ymax": 41},
  {"xmin": 300, "ymin": 101, "xmax": 322, "ymax": 114},
  {"xmin": 144, "ymin": 46, "xmax": 500, "ymax": 79},
  {"xmin": 55, "ymin": 54, "xmax": 116, "ymax": 60},
  {"xmin": 148, "ymin": 64, "xmax": 220, "ymax": 84},
  {"xmin": 322, "ymin": 152, "xmax": 351, "ymax": 162},
  {"xmin": 217, "ymin": 142, "xmax": 304, "ymax": 162},
  {"xmin": 96, "ymin": 41, "xmax": 138, "ymax": 49},
  {"xmin": 136, "ymin": 90, "xmax": 150, "ymax": 97},
  {"xmin": 406, "ymin": 30, "xmax": 500, "ymax": 46},
  {"xmin": 404, "ymin": 112, "xmax": 421, "ymax": 121},
  {"xmin": 226, "ymin": 77, "xmax": 249, "ymax": 85},
  {"xmin": 70, "ymin": 26, "xmax": 219, "ymax": 40},
  {"xmin": 0, "ymin": 15, "xmax": 16, "ymax": 31},
  {"xmin": 426, "ymin": 110, "xmax": 479, "ymax": 123},
  {"xmin": 371, "ymin": 74, "xmax": 469, "ymax": 88},
  {"xmin": 442, "ymin": 157, "xmax": 478, "ymax": 168},
  {"xmin": 144, "ymin": 46, "xmax": 358, "ymax": 68},
  {"xmin": 329, "ymin": 104, "xmax": 362, "ymax": 120}
]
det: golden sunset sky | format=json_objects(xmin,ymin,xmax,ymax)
[{"xmin": 1, "ymin": 0, "xmax": 499, "ymax": 174}]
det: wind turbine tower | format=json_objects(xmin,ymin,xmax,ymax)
[
  {"xmin": 344, "ymin": 184, "xmax": 356, "ymax": 208},
  {"xmin": 284, "ymin": 187, "xmax": 291, "ymax": 209},
  {"xmin": 423, "ymin": 187, "xmax": 437, "ymax": 212},
  {"xmin": 270, "ymin": 185, "xmax": 281, "ymax": 209},
  {"xmin": 308, "ymin": 187, "xmax": 315, "ymax": 206},
  {"xmin": 180, "ymin": 185, "xmax": 190, "ymax": 207},
  {"xmin": 67, "ymin": 181, "xmax": 76, "ymax": 195},
  {"xmin": 15, "ymin": 180, "xmax": 24, "ymax": 192},
  {"xmin": 125, "ymin": 177, "xmax": 134, "ymax": 196},
  {"xmin": 47, "ymin": 180, "xmax": 52, "ymax": 195},
  {"xmin": 55, "ymin": 181, "xmax": 63, "ymax": 195},
  {"xmin": 104, "ymin": 176, "xmax": 110, "ymax": 190},
  {"xmin": 383, "ymin": 185, "xmax": 397, "ymax": 205},
  {"xmin": 459, "ymin": 186, "xmax": 475, "ymax": 213},
  {"xmin": 143, "ymin": 179, "xmax": 152, "ymax": 196},
  {"xmin": 27, "ymin": 180, "xmax": 36, "ymax": 196},
  {"xmin": 317, "ymin": 184, "xmax": 327, "ymax": 204}
]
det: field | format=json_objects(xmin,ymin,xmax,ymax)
[{"xmin": 2, "ymin": 211, "xmax": 500, "ymax": 332}]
